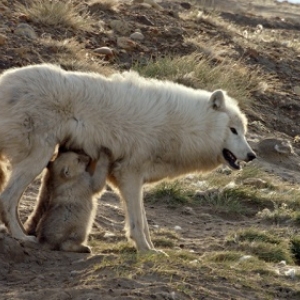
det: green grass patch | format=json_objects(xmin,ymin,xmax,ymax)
[
  {"xmin": 236, "ymin": 228, "xmax": 281, "ymax": 244},
  {"xmin": 227, "ymin": 228, "xmax": 294, "ymax": 264},
  {"xmin": 290, "ymin": 236, "xmax": 300, "ymax": 264},
  {"xmin": 146, "ymin": 180, "xmax": 194, "ymax": 207}
]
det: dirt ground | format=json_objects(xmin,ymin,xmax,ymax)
[{"xmin": 1, "ymin": 0, "xmax": 300, "ymax": 299}]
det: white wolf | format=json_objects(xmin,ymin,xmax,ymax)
[
  {"xmin": 24, "ymin": 151, "xmax": 109, "ymax": 253},
  {"xmin": 0, "ymin": 64, "xmax": 256, "ymax": 252}
]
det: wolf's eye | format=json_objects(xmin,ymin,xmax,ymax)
[{"xmin": 230, "ymin": 127, "xmax": 238, "ymax": 135}]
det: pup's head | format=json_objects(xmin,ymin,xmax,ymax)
[
  {"xmin": 50, "ymin": 152, "xmax": 90, "ymax": 179},
  {"xmin": 209, "ymin": 90, "xmax": 256, "ymax": 170}
]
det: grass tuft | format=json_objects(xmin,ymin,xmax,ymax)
[
  {"xmin": 227, "ymin": 228, "xmax": 294, "ymax": 264},
  {"xmin": 134, "ymin": 54, "xmax": 265, "ymax": 107},
  {"xmin": 17, "ymin": 0, "xmax": 93, "ymax": 30},
  {"xmin": 290, "ymin": 236, "xmax": 300, "ymax": 264},
  {"xmin": 236, "ymin": 228, "xmax": 280, "ymax": 244},
  {"xmin": 146, "ymin": 181, "xmax": 193, "ymax": 207}
]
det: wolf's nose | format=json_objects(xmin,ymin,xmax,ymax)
[{"xmin": 247, "ymin": 152, "xmax": 256, "ymax": 161}]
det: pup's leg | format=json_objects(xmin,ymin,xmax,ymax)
[
  {"xmin": 117, "ymin": 173, "xmax": 153, "ymax": 252},
  {"xmin": 91, "ymin": 155, "xmax": 109, "ymax": 194},
  {"xmin": 0, "ymin": 146, "xmax": 56, "ymax": 241},
  {"xmin": 24, "ymin": 170, "xmax": 51, "ymax": 235}
]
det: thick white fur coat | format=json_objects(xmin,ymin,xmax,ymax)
[{"xmin": 0, "ymin": 64, "xmax": 254, "ymax": 251}]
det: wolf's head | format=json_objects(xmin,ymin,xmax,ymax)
[{"xmin": 209, "ymin": 90, "xmax": 256, "ymax": 170}]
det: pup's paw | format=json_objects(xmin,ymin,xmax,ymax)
[{"xmin": 20, "ymin": 235, "xmax": 40, "ymax": 249}]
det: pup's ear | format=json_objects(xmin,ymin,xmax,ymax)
[
  {"xmin": 209, "ymin": 90, "xmax": 226, "ymax": 111},
  {"xmin": 61, "ymin": 166, "xmax": 71, "ymax": 178},
  {"xmin": 86, "ymin": 159, "xmax": 97, "ymax": 176}
]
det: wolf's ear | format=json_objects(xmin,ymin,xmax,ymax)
[{"xmin": 209, "ymin": 90, "xmax": 226, "ymax": 111}]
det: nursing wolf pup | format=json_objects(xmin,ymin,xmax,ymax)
[
  {"xmin": 25, "ymin": 151, "xmax": 109, "ymax": 253},
  {"xmin": 0, "ymin": 64, "xmax": 256, "ymax": 252}
]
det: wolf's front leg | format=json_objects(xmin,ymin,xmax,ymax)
[{"xmin": 0, "ymin": 146, "xmax": 56, "ymax": 241}]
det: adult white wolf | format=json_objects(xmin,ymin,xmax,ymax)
[{"xmin": 0, "ymin": 64, "xmax": 256, "ymax": 252}]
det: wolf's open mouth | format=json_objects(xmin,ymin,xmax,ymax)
[{"xmin": 222, "ymin": 149, "xmax": 240, "ymax": 170}]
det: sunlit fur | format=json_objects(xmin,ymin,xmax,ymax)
[
  {"xmin": 24, "ymin": 151, "xmax": 109, "ymax": 253},
  {"xmin": 0, "ymin": 64, "xmax": 255, "ymax": 251}
]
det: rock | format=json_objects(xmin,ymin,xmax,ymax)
[
  {"xmin": 94, "ymin": 47, "xmax": 115, "ymax": 58},
  {"xmin": 257, "ymin": 138, "xmax": 294, "ymax": 157},
  {"xmin": 134, "ymin": 0, "xmax": 163, "ymax": 10},
  {"xmin": 174, "ymin": 225, "xmax": 182, "ymax": 231},
  {"xmin": 135, "ymin": 15, "xmax": 154, "ymax": 26},
  {"xmin": 130, "ymin": 31, "xmax": 144, "ymax": 41},
  {"xmin": 274, "ymin": 140, "xmax": 293, "ymax": 155},
  {"xmin": 180, "ymin": 2, "xmax": 192, "ymax": 9},
  {"xmin": 256, "ymin": 24, "xmax": 263, "ymax": 33},
  {"xmin": 293, "ymin": 85, "xmax": 300, "ymax": 96},
  {"xmin": 117, "ymin": 37, "xmax": 136, "ymax": 50},
  {"xmin": 15, "ymin": 23, "xmax": 37, "ymax": 39},
  {"xmin": 181, "ymin": 206, "xmax": 195, "ymax": 215},
  {"xmin": 109, "ymin": 20, "xmax": 132, "ymax": 35},
  {"xmin": 0, "ymin": 33, "xmax": 7, "ymax": 46},
  {"xmin": 284, "ymin": 269, "xmax": 296, "ymax": 279},
  {"xmin": 143, "ymin": 0, "xmax": 164, "ymax": 10},
  {"xmin": 103, "ymin": 232, "xmax": 116, "ymax": 238}
]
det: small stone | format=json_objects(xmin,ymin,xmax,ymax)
[
  {"xmin": 284, "ymin": 269, "xmax": 296, "ymax": 279},
  {"xmin": 181, "ymin": 206, "xmax": 195, "ymax": 215},
  {"xmin": 238, "ymin": 255, "xmax": 252, "ymax": 262},
  {"xmin": 70, "ymin": 270, "xmax": 82, "ymax": 276},
  {"xmin": 174, "ymin": 225, "xmax": 182, "ymax": 231},
  {"xmin": 274, "ymin": 140, "xmax": 293, "ymax": 155},
  {"xmin": 103, "ymin": 232, "xmax": 116, "ymax": 238},
  {"xmin": 294, "ymin": 86, "xmax": 300, "ymax": 96},
  {"xmin": 15, "ymin": 23, "xmax": 37, "ymax": 39},
  {"xmin": 180, "ymin": 2, "xmax": 192, "ymax": 9},
  {"xmin": 130, "ymin": 31, "xmax": 144, "ymax": 41},
  {"xmin": 94, "ymin": 47, "xmax": 114, "ymax": 58},
  {"xmin": 143, "ymin": 0, "xmax": 164, "ymax": 10},
  {"xmin": 135, "ymin": 15, "xmax": 154, "ymax": 26},
  {"xmin": 109, "ymin": 20, "xmax": 132, "ymax": 35},
  {"xmin": 277, "ymin": 260, "xmax": 287, "ymax": 267},
  {"xmin": 117, "ymin": 37, "xmax": 136, "ymax": 50},
  {"xmin": 0, "ymin": 33, "xmax": 7, "ymax": 46}
]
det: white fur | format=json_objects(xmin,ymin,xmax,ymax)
[{"xmin": 0, "ymin": 64, "xmax": 255, "ymax": 251}]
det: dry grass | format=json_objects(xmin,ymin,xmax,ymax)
[
  {"xmin": 17, "ymin": 0, "xmax": 93, "ymax": 30},
  {"xmin": 40, "ymin": 37, "xmax": 115, "ymax": 75},
  {"xmin": 134, "ymin": 53, "xmax": 266, "ymax": 107}
]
